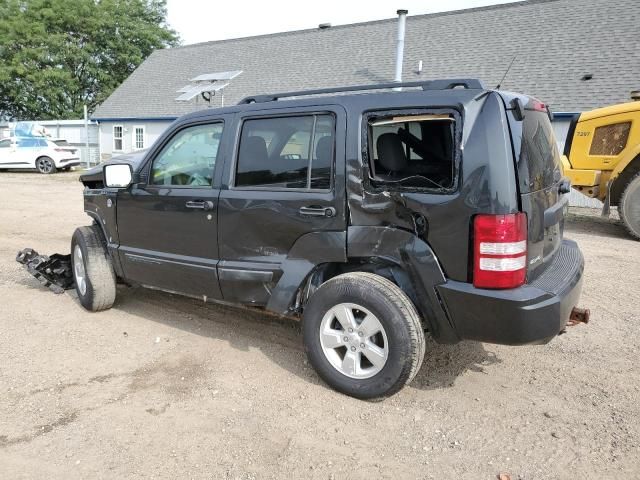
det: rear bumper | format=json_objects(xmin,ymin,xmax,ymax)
[{"xmin": 436, "ymin": 239, "xmax": 584, "ymax": 345}]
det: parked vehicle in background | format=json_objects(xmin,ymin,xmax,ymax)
[
  {"xmin": 562, "ymin": 97, "xmax": 640, "ymax": 239},
  {"xmin": 0, "ymin": 137, "xmax": 80, "ymax": 173},
  {"xmin": 71, "ymin": 79, "xmax": 587, "ymax": 398}
]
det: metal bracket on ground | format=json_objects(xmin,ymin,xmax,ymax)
[{"xmin": 16, "ymin": 248, "xmax": 74, "ymax": 294}]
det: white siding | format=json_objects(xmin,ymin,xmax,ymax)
[{"xmin": 99, "ymin": 121, "xmax": 172, "ymax": 160}]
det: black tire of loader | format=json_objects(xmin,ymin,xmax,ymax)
[{"xmin": 619, "ymin": 172, "xmax": 640, "ymax": 240}]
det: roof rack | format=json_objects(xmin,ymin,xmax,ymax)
[{"xmin": 238, "ymin": 78, "xmax": 485, "ymax": 104}]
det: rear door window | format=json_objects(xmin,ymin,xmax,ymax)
[{"xmin": 235, "ymin": 114, "xmax": 335, "ymax": 190}]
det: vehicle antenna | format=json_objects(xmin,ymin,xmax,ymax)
[{"xmin": 496, "ymin": 55, "xmax": 517, "ymax": 89}]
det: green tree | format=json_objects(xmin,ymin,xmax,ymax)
[{"xmin": 0, "ymin": 0, "xmax": 179, "ymax": 120}]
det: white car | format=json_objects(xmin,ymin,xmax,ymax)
[{"xmin": 0, "ymin": 137, "xmax": 81, "ymax": 173}]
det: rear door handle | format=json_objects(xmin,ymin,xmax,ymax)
[
  {"xmin": 185, "ymin": 200, "xmax": 215, "ymax": 211},
  {"xmin": 299, "ymin": 206, "xmax": 336, "ymax": 218}
]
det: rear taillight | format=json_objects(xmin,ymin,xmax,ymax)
[{"xmin": 473, "ymin": 213, "xmax": 528, "ymax": 289}]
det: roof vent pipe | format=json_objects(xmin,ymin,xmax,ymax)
[
  {"xmin": 394, "ymin": 9, "xmax": 408, "ymax": 90},
  {"xmin": 631, "ymin": 90, "xmax": 640, "ymax": 101},
  {"xmin": 318, "ymin": 23, "xmax": 331, "ymax": 29}
]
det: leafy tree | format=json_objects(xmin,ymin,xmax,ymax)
[{"xmin": 0, "ymin": 0, "xmax": 179, "ymax": 120}]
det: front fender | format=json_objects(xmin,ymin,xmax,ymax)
[{"xmin": 83, "ymin": 188, "xmax": 124, "ymax": 277}]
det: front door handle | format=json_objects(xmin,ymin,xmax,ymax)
[
  {"xmin": 299, "ymin": 206, "xmax": 336, "ymax": 218},
  {"xmin": 185, "ymin": 200, "xmax": 215, "ymax": 211}
]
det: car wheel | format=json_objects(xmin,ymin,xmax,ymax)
[
  {"xmin": 303, "ymin": 272, "xmax": 425, "ymax": 399},
  {"xmin": 35, "ymin": 156, "xmax": 57, "ymax": 174},
  {"xmin": 619, "ymin": 172, "xmax": 640, "ymax": 240},
  {"xmin": 71, "ymin": 225, "xmax": 117, "ymax": 311}
]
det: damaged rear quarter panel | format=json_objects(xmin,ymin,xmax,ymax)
[{"xmin": 347, "ymin": 91, "xmax": 519, "ymax": 282}]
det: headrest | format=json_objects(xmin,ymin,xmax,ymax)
[
  {"xmin": 315, "ymin": 136, "xmax": 333, "ymax": 164},
  {"xmin": 239, "ymin": 136, "xmax": 268, "ymax": 164},
  {"xmin": 376, "ymin": 133, "xmax": 408, "ymax": 172}
]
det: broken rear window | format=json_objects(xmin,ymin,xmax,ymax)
[{"xmin": 366, "ymin": 113, "xmax": 455, "ymax": 190}]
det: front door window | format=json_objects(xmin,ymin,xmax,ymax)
[{"xmin": 150, "ymin": 123, "xmax": 223, "ymax": 187}]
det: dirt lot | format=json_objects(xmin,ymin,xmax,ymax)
[{"xmin": 0, "ymin": 170, "xmax": 638, "ymax": 480}]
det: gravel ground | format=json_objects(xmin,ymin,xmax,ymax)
[{"xmin": 0, "ymin": 171, "xmax": 638, "ymax": 480}]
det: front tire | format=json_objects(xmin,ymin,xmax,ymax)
[
  {"xmin": 35, "ymin": 156, "xmax": 57, "ymax": 174},
  {"xmin": 619, "ymin": 172, "xmax": 640, "ymax": 240},
  {"xmin": 303, "ymin": 272, "xmax": 425, "ymax": 399},
  {"xmin": 71, "ymin": 226, "xmax": 117, "ymax": 311}
]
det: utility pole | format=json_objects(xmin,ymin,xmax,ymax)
[{"xmin": 83, "ymin": 105, "xmax": 90, "ymax": 168}]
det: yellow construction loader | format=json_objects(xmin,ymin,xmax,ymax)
[{"xmin": 562, "ymin": 94, "xmax": 640, "ymax": 239}]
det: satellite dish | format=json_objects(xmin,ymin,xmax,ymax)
[{"xmin": 175, "ymin": 82, "xmax": 230, "ymax": 102}]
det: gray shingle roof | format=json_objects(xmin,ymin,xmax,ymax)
[{"xmin": 93, "ymin": 0, "xmax": 640, "ymax": 119}]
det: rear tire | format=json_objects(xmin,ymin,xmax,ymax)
[
  {"xmin": 302, "ymin": 272, "xmax": 425, "ymax": 399},
  {"xmin": 71, "ymin": 225, "xmax": 117, "ymax": 311},
  {"xmin": 619, "ymin": 172, "xmax": 640, "ymax": 240},
  {"xmin": 35, "ymin": 156, "xmax": 57, "ymax": 174}
]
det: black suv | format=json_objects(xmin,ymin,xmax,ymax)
[{"xmin": 76, "ymin": 79, "xmax": 585, "ymax": 398}]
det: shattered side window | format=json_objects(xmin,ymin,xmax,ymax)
[{"xmin": 367, "ymin": 114, "xmax": 455, "ymax": 190}]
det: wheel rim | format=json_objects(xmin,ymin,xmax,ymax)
[
  {"xmin": 37, "ymin": 158, "xmax": 53, "ymax": 173},
  {"xmin": 73, "ymin": 245, "xmax": 87, "ymax": 296},
  {"xmin": 319, "ymin": 303, "xmax": 388, "ymax": 379}
]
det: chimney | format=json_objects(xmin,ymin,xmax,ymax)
[
  {"xmin": 394, "ymin": 9, "xmax": 408, "ymax": 89},
  {"xmin": 631, "ymin": 90, "xmax": 640, "ymax": 101}
]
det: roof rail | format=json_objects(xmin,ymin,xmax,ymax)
[{"xmin": 238, "ymin": 78, "xmax": 485, "ymax": 104}]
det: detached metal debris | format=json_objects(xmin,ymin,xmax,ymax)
[{"xmin": 16, "ymin": 248, "xmax": 74, "ymax": 294}]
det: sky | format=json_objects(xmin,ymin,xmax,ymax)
[{"xmin": 166, "ymin": 0, "xmax": 517, "ymax": 45}]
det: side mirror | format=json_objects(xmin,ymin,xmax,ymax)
[{"xmin": 104, "ymin": 164, "xmax": 134, "ymax": 188}]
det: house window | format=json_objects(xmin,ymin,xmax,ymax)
[
  {"xmin": 113, "ymin": 125, "xmax": 123, "ymax": 151},
  {"xmin": 133, "ymin": 126, "xmax": 145, "ymax": 150},
  {"xmin": 235, "ymin": 114, "xmax": 335, "ymax": 190}
]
